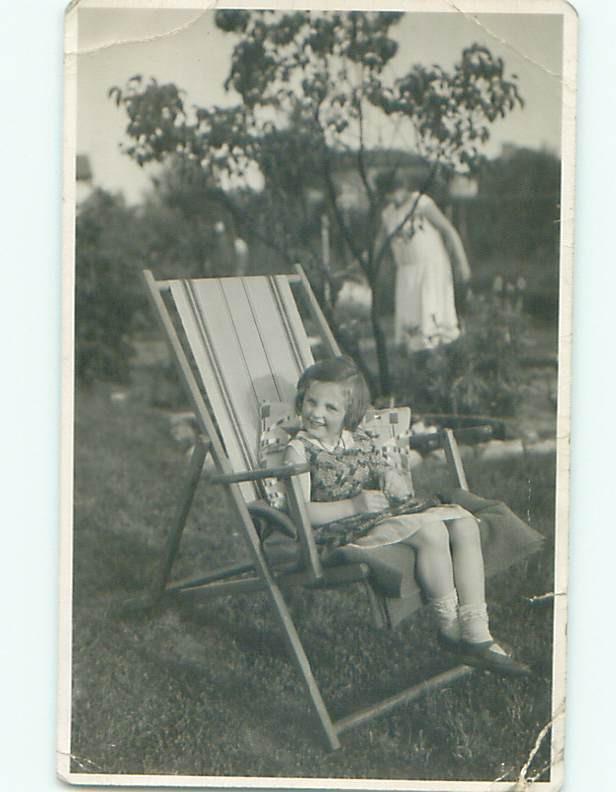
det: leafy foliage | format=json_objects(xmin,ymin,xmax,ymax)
[
  {"xmin": 75, "ymin": 168, "xmax": 250, "ymax": 385},
  {"xmin": 75, "ymin": 189, "xmax": 147, "ymax": 384},
  {"xmin": 474, "ymin": 148, "xmax": 560, "ymax": 263},
  {"xmin": 111, "ymin": 10, "xmax": 524, "ymax": 395},
  {"xmin": 398, "ymin": 290, "xmax": 531, "ymax": 416},
  {"xmin": 141, "ymin": 158, "xmax": 243, "ymax": 279}
]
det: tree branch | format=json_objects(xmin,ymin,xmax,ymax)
[
  {"xmin": 321, "ymin": 148, "xmax": 367, "ymax": 274},
  {"xmin": 356, "ymin": 92, "xmax": 377, "ymax": 215},
  {"xmin": 371, "ymin": 159, "xmax": 440, "ymax": 277},
  {"xmin": 213, "ymin": 188, "xmax": 296, "ymax": 268}
]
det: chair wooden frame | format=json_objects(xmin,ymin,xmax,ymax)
[{"xmin": 142, "ymin": 265, "xmax": 482, "ymax": 751}]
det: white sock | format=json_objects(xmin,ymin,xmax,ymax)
[
  {"xmin": 458, "ymin": 602, "xmax": 493, "ymax": 645},
  {"xmin": 430, "ymin": 591, "xmax": 461, "ymax": 641}
]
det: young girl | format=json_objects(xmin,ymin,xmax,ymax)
[{"xmin": 283, "ymin": 356, "xmax": 529, "ymax": 676}]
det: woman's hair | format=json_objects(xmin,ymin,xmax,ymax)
[
  {"xmin": 379, "ymin": 168, "xmax": 409, "ymax": 196},
  {"xmin": 295, "ymin": 356, "xmax": 371, "ymax": 431}
]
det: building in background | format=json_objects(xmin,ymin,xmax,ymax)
[{"xmin": 76, "ymin": 154, "xmax": 94, "ymax": 206}]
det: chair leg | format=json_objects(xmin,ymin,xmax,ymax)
[
  {"xmin": 265, "ymin": 581, "xmax": 341, "ymax": 750},
  {"xmin": 363, "ymin": 582, "xmax": 391, "ymax": 630},
  {"xmin": 150, "ymin": 439, "xmax": 210, "ymax": 604}
]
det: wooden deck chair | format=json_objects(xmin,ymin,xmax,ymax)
[{"xmin": 142, "ymin": 265, "xmax": 486, "ymax": 751}]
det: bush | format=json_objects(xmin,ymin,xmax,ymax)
[
  {"xmin": 75, "ymin": 189, "xmax": 148, "ymax": 385},
  {"xmin": 396, "ymin": 291, "xmax": 530, "ymax": 416}
]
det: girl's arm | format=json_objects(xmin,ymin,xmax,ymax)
[
  {"xmin": 420, "ymin": 195, "xmax": 471, "ymax": 282},
  {"xmin": 284, "ymin": 444, "xmax": 387, "ymax": 526}
]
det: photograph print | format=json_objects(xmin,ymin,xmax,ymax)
[{"xmin": 59, "ymin": 1, "xmax": 576, "ymax": 788}]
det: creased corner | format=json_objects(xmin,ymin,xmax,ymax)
[
  {"xmin": 57, "ymin": 748, "xmax": 104, "ymax": 775},
  {"xmin": 66, "ymin": 3, "xmax": 217, "ymax": 57},
  {"xmin": 443, "ymin": 0, "xmax": 571, "ymax": 90},
  {"xmin": 498, "ymin": 701, "xmax": 566, "ymax": 790}
]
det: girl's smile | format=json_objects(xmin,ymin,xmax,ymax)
[{"xmin": 301, "ymin": 381, "xmax": 346, "ymax": 447}]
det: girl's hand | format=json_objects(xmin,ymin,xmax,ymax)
[
  {"xmin": 383, "ymin": 469, "xmax": 413, "ymax": 503},
  {"xmin": 352, "ymin": 489, "xmax": 389, "ymax": 515}
]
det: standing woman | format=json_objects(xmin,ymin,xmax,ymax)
[{"xmin": 379, "ymin": 174, "xmax": 472, "ymax": 353}]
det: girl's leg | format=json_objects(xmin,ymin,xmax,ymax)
[
  {"xmin": 439, "ymin": 516, "xmax": 530, "ymax": 675},
  {"xmin": 447, "ymin": 516, "xmax": 492, "ymax": 645},
  {"xmin": 405, "ymin": 521, "xmax": 459, "ymax": 640},
  {"xmin": 406, "ymin": 520, "xmax": 454, "ymax": 600},
  {"xmin": 446, "ymin": 516, "xmax": 486, "ymax": 606}
]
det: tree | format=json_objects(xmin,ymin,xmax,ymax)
[
  {"xmin": 141, "ymin": 157, "xmax": 245, "ymax": 279},
  {"xmin": 474, "ymin": 147, "xmax": 561, "ymax": 264},
  {"xmin": 75, "ymin": 170, "xmax": 247, "ymax": 387},
  {"xmin": 111, "ymin": 10, "xmax": 523, "ymax": 396},
  {"xmin": 75, "ymin": 188, "xmax": 148, "ymax": 384}
]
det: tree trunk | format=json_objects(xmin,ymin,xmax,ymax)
[
  {"xmin": 319, "ymin": 301, "xmax": 378, "ymax": 397},
  {"xmin": 369, "ymin": 287, "xmax": 391, "ymax": 398}
]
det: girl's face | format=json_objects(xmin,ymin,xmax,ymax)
[{"xmin": 301, "ymin": 380, "xmax": 346, "ymax": 446}]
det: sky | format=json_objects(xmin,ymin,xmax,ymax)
[{"xmin": 76, "ymin": 8, "xmax": 563, "ymax": 204}]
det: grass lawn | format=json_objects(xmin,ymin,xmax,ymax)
[{"xmin": 70, "ymin": 384, "xmax": 557, "ymax": 782}]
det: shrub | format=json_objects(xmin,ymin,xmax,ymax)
[
  {"xmin": 396, "ymin": 290, "xmax": 531, "ymax": 416},
  {"xmin": 75, "ymin": 189, "xmax": 147, "ymax": 385}
]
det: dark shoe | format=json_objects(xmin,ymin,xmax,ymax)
[
  {"xmin": 437, "ymin": 633, "xmax": 529, "ymax": 676},
  {"xmin": 457, "ymin": 640, "xmax": 531, "ymax": 677}
]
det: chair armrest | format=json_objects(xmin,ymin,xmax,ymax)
[
  {"xmin": 452, "ymin": 425, "xmax": 494, "ymax": 445},
  {"xmin": 211, "ymin": 464, "xmax": 323, "ymax": 582},
  {"xmin": 409, "ymin": 425, "xmax": 493, "ymax": 453},
  {"xmin": 208, "ymin": 463, "xmax": 310, "ymax": 485},
  {"xmin": 285, "ymin": 476, "xmax": 324, "ymax": 584},
  {"xmin": 248, "ymin": 501, "xmax": 298, "ymax": 539}
]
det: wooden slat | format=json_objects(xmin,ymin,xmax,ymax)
[
  {"xmin": 209, "ymin": 462, "xmax": 310, "ymax": 485},
  {"xmin": 299, "ymin": 562, "xmax": 370, "ymax": 588},
  {"xmin": 165, "ymin": 561, "xmax": 257, "ymax": 593},
  {"xmin": 242, "ymin": 276, "xmax": 314, "ymax": 399},
  {"xmin": 335, "ymin": 666, "xmax": 474, "ymax": 735},
  {"xmin": 286, "ymin": 474, "xmax": 324, "ymax": 583},
  {"xmin": 271, "ymin": 275, "xmax": 316, "ymax": 372},
  {"xmin": 219, "ymin": 278, "xmax": 288, "ymax": 404},
  {"xmin": 169, "ymin": 562, "xmax": 369, "ymax": 599},
  {"xmin": 188, "ymin": 279, "xmax": 262, "ymax": 462},
  {"xmin": 173, "ymin": 275, "xmax": 315, "ymax": 476},
  {"xmin": 294, "ymin": 264, "xmax": 341, "ymax": 356},
  {"xmin": 442, "ymin": 428, "xmax": 469, "ymax": 491},
  {"xmin": 173, "ymin": 275, "xmax": 316, "ymax": 500},
  {"xmin": 173, "ymin": 576, "xmax": 267, "ymax": 599},
  {"xmin": 171, "ymin": 280, "xmax": 257, "ymax": 500},
  {"xmin": 151, "ymin": 439, "xmax": 210, "ymax": 601}
]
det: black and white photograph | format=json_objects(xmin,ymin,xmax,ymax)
[{"xmin": 59, "ymin": 1, "xmax": 576, "ymax": 787}]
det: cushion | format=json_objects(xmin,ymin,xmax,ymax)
[{"xmin": 257, "ymin": 402, "xmax": 301, "ymax": 509}]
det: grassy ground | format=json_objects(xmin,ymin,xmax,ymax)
[{"xmin": 70, "ymin": 384, "xmax": 556, "ymax": 782}]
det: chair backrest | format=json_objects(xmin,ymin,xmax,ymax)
[{"xmin": 169, "ymin": 275, "xmax": 316, "ymax": 500}]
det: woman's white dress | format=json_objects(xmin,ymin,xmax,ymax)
[{"xmin": 382, "ymin": 192, "xmax": 460, "ymax": 352}]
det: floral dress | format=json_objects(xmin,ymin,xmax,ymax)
[{"xmin": 288, "ymin": 429, "xmax": 473, "ymax": 550}]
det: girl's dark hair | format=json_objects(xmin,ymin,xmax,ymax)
[{"xmin": 295, "ymin": 356, "xmax": 371, "ymax": 431}]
